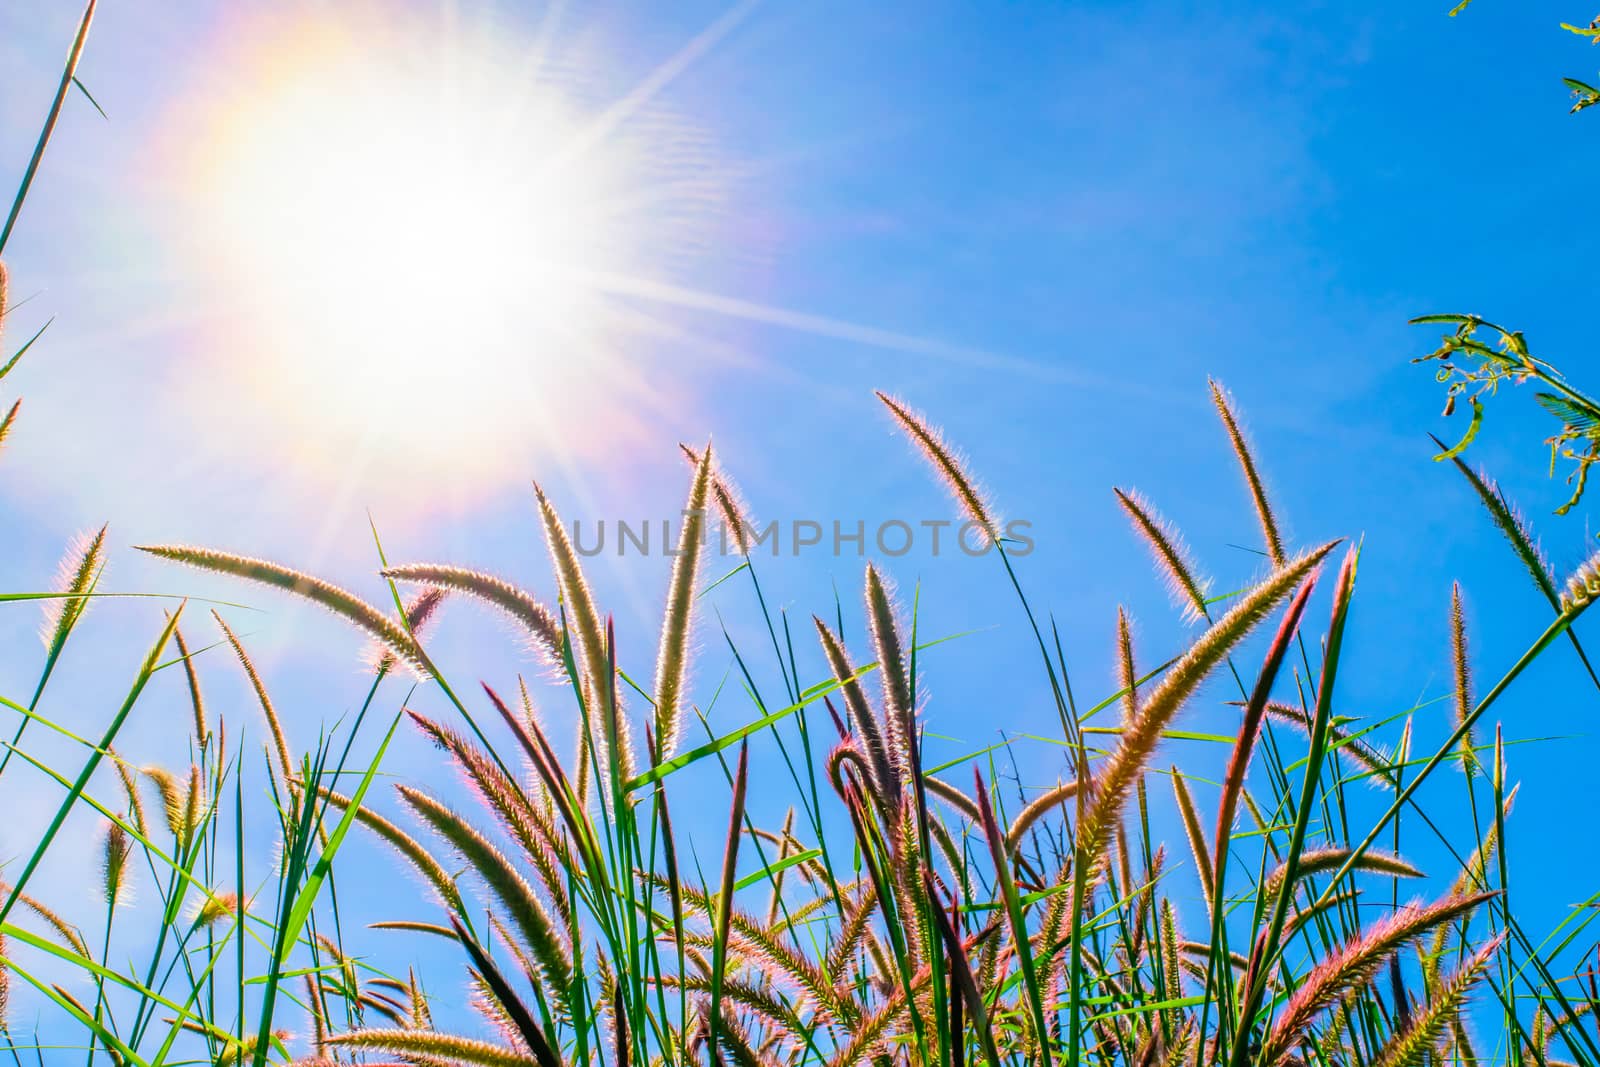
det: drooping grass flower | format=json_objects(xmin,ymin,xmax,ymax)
[
  {"xmin": 680, "ymin": 442, "xmax": 756, "ymax": 555},
  {"xmin": 211, "ymin": 611, "xmax": 294, "ymax": 786},
  {"xmin": 1114, "ymin": 489, "xmax": 1211, "ymax": 624},
  {"xmin": 136, "ymin": 544, "xmax": 424, "ymax": 672},
  {"xmin": 382, "ymin": 563, "xmax": 563, "ymax": 664},
  {"xmin": 1210, "ymin": 378, "xmax": 1288, "ymax": 568},
  {"xmin": 652, "ymin": 445, "xmax": 713, "ymax": 763},
  {"xmin": 39, "ymin": 524, "xmax": 107, "ymax": 653},
  {"xmin": 1261, "ymin": 891, "xmax": 1495, "ymax": 1063},
  {"xmin": 876, "ymin": 391, "xmax": 999, "ymax": 545},
  {"xmin": 1076, "ymin": 540, "xmax": 1338, "ymax": 871}
]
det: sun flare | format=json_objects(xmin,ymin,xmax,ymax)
[{"xmin": 159, "ymin": 8, "xmax": 724, "ymax": 499}]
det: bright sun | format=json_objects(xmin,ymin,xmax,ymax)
[{"xmin": 161, "ymin": 8, "xmax": 722, "ymax": 499}]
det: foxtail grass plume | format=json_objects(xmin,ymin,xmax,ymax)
[
  {"xmin": 1115, "ymin": 607, "xmax": 1139, "ymax": 724},
  {"xmin": 135, "ymin": 544, "xmax": 425, "ymax": 672},
  {"xmin": 0, "ymin": 399, "xmax": 19, "ymax": 456},
  {"xmin": 327, "ymin": 1030, "xmax": 532, "ymax": 1067},
  {"xmin": 876, "ymin": 391, "xmax": 999, "ymax": 545},
  {"xmin": 318, "ymin": 786, "xmax": 463, "ymax": 911},
  {"xmin": 168, "ymin": 617, "xmax": 208, "ymax": 747},
  {"xmin": 1209, "ymin": 378, "xmax": 1288, "ymax": 568},
  {"xmin": 1260, "ymin": 847, "xmax": 1422, "ymax": 899},
  {"xmin": 681, "ymin": 443, "xmax": 756, "ymax": 554},
  {"xmin": 1255, "ymin": 699, "xmax": 1397, "ymax": 788},
  {"xmin": 1075, "ymin": 540, "xmax": 1338, "ymax": 872},
  {"xmin": 1170, "ymin": 772, "xmax": 1213, "ymax": 913},
  {"xmin": 39, "ymin": 524, "xmax": 107, "ymax": 653},
  {"xmin": 1450, "ymin": 582, "xmax": 1478, "ymax": 769},
  {"xmin": 534, "ymin": 482, "xmax": 632, "ymax": 788},
  {"xmin": 382, "ymin": 563, "xmax": 563, "ymax": 664},
  {"xmin": 396, "ymin": 784, "xmax": 573, "ymax": 998},
  {"xmin": 1261, "ymin": 890, "xmax": 1495, "ymax": 1063},
  {"xmin": 864, "ymin": 563, "xmax": 914, "ymax": 776},
  {"xmin": 1114, "ymin": 489, "xmax": 1211, "ymax": 623},
  {"xmin": 814, "ymin": 618, "xmax": 899, "ymax": 812},
  {"xmin": 212, "ymin": 611, "xmax": 294, "ymax": 786},
  {"xmin": 369, "ymin": 585, "xmax": 448, "ymax": 675},
  {"xmin": 652, "ymin": 444, "xmax": 713, "ymax": 763},
  {"xmin": 1370, "ymin": 933, "xmax": 1502, "ymax": 1067},
  {"xmin": 100, "ymin": 822, "xmax": 131, "ymax": 907},
  {"xmin": 190, "ymin": 891, "xmax": 238, "ymax": 930}
]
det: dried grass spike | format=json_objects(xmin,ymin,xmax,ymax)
[
  {"xmin": 1262, "ymin": 891, "xmax": 1495, "ymax": 1061},
  {"xmin": 876, "ymin": 391, "xmax": 998, "ymax": 544},
  {"xmin": 40, "ymin": 524, "xmax": 107, "ymax": 652},
  {"xmin": 1370, "ymin": 934, "xmax": 1502, "ymax": 1067},
  {"xmin": 864, "ymin": 563, "xmax": 914, "ymax": 774},
  {"xmin": 136, "ymin": 544, "xmax": 424, "ymax": 672},
  {"xmin": 653, "ymin": 444, "xmax": 713, "ymax": 762},
  {"xmin": 1210, "ymin": 378, "xmax": 1288, "ymax": 568},
  {"xmin": 1075, "ymin": 540, "xmax": 1338, "ymax": 870},
  {"xmin": 1114, "ymin": 489, "xmax": 1211, "ymax": 623},
  {"xmin": 366, "ymin": 584, "xmax": 447, "ymax": 675},
  {"xmin": 1450, "ymin": 582, "xmax": 1478, "ymax": 769},
  {"xmin": 1170, "ymin": 771, "xmax": 1213, "ymax": 915},
  {"xmin": 534, "ymin": 482, "xmax": 632, "ymax": 783},
  {"xmin": 681, "ymin": 443, "xmax": 756, "ymax": 555},
  {"xmin": 0, "ymin": 399, "xmax": 19, "ymax": 455},
  {"xmin": 213, "ymin": 611, "xmax": 294, "ymax": 786},
  {"xmin": 382, "ymin": 563, "xmax": 562, "ymax": 664}
]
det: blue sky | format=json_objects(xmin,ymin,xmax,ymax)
[{"xmin": 2, "ymin": 0, "xmax": 1599, "ymax": 1050}]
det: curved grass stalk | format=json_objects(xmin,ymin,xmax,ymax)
[
  {"xmin": 652, "ymin": 444, "xmax": 713, "ymax": 762},
  {"xmin": 381, "ymin": 562, "xmax": 563, "ymax": 664},
  {"xmin": 534, "ymin": 482, "xmax": 631, "ymax": 787},
  {"xmin": 396, "ymin": 786, "xmax": 572, "ymax": 1001},
  {"xmin": 1260, "ymin": 848, "xmax": 1421, "ymax": 900},
  {"xmin": 327, "ymin": 1028, "xmax": 537, "ymax": 1066},
  {"xmin": 680, "ymin": 443, "xmax": 756, "ymax": 554},
  {"xmin": 136, "ymin": 545, "xmax": 423, "ymax": 672},
  {"xmin": 1209, "ymin": 379, "xmax": 1288, "ymax": 568},
  {"xmin": 1114, "ymin": 489, "xmax": 1211, "ymax": 623},
  {"xmin": 865, "ymin": 564, "xmax": 915, "ymax": 778},
  {"xmin": 876, "ymin": 391, "xmax": 999, "ymax": 544},
  {"xmin": 317, "ymin": 787, "xmax": 462, "ymax": 912},
  {"xmin": 1259, "ymin": 891, "xmax": 1495, "ymax": 1063},
  {"xmin": 211, "ymin": 611, "xmax": 293, "ymax": 786},
  {"xmin": 1076, "ymin": 540, "xmax": 1338, "ymax": 872}
]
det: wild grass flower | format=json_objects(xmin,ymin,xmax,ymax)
[
  {"xmin": 382, "ymin": 563, "xmax": 563, "ymax": 664},
  {"xmin": 212, "ymin": 610, "xmax": 294, "ymax": 785},
  {"xmin": 1209, "ymin": 378, "xmax": 1288, "ymax": 568},
  {"xmin": 876, "ymin": 391, "xmax": 998, "ymax": 544},
  {"xmin": 680, "ymin": 442, "xmax": 755, "ymax": 554},
  {"xmin": 370, "ymin": 585, "xmax": 448, "ymax": 675},
  {"xmin": 39, "ymin": 523, "xmax": 106, "ymax": 652},
  {"xmin": 534, "ymin": 482, "xmax": 632, "ymax": 788},
  {"xmin": 652, "ymin": 445, "xmax": 713, "ymax": 763},
  {"xmin": 1114, "ymin": 489, "xmax": 1211, "ymax": 624},
  {"xmin": 1076, "ymin": 540, "xmax": 1338, "ymax": 871},
  {"xmin": 135, "ymin": 544, "xmax": 425, "ymax": 672},
  {"xmin": 1371, "ymin": 933, "xmax": 1502, "ymax": 1067},
  {"xmin": 1261, "ymin": 891, "xmax": 1495, "ymax": 1063},
  {"xmin": 0, "ymin": 398, "xmax": 19, "ymax": 455}
]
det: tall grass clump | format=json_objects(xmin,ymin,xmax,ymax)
[
  {"xmin": 40, "ymin": 375, "xmax": 1581, "ymax": 1067},
  {"xmin": 4, "ymin": 5, "xmax": 1600, "ymax": 1065}
]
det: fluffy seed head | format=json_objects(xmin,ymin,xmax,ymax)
[
  {"xmin": 1114, "ymin": 489, "xmax": 1211, "ymax": 623},
  {"xmin": 876, "ymin": 391, "xmax": 999, "ymax": 544},
  {"xmin": 40, "ymin": 525, "xmax": 108, "ymax": 652}
]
